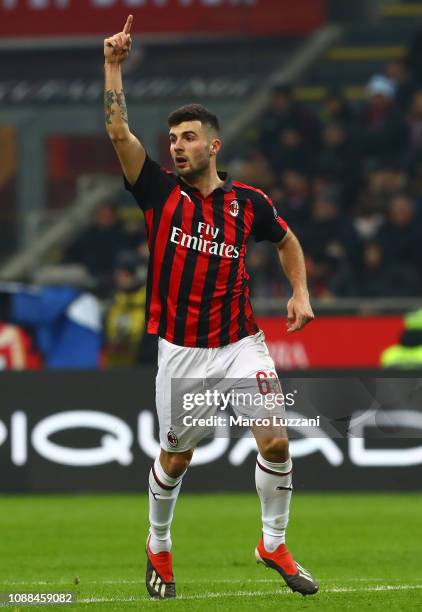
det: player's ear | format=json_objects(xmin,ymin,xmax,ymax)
[{"xmin": 210, "ymin": 138, "xmax": 221, "ymax": 156}]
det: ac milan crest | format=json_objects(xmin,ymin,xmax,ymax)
[
  {"xmin": 229, "ymin": 200, "xmax": 239, "ymax": 217},
  {"xmin": 167, "ymin": 429, "xmax": 178, "ymax": 448}
]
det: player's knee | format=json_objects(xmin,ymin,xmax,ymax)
[
  {"xmin": 160, "ymin": 449, "xmax": 193, "ymax": 478},
  {"xmin": 260, "ymin": 438, "xmax": 289, "ymax": 463}
]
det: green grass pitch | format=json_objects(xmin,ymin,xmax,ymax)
[{"xmin": 0, "ymin": 493, "xmax": 421, "ymax": 610}]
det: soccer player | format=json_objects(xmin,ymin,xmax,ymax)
[{"xmin": 104, "ymin": 16, "xmax": 318, "ymax": 599}]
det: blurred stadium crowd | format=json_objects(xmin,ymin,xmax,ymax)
[{"xmin": 233, "ymin": 59, "xmax": 422, "ymax": 301}]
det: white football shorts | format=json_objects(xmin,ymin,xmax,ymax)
[{"xmin": 155, "ymin": 330, "xmax": 285, "ymax": 452}]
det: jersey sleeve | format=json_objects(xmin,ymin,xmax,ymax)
[
  {"xmin": 123, "ymin": 156, "xmax": 177, "ymax": 211},
  {"xmin": 252, "ymin": 192, "xmax": 289, "ymax": 243}
]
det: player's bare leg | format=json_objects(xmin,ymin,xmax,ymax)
[
  {"xmin": 146, "ymin": 448, "xmax": 193, "ymax": 599},
  {"xmin": 252, "ymin": 425, "xmax": 318, "ymax": 596}
]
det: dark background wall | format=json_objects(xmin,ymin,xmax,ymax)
[{"xmin": 1, "ymin": 369, "xmax": 421, "ymax": 492}]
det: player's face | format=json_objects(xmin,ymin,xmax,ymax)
[{"xmin": 169, "ymin": 121, "xmax": 217, "ymax": 179}]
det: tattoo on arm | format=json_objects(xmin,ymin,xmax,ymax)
[
  {"xmin": 104, "ymin": 89, "xmax": 128, "ymax": 125},
  {"xmin": 115, "ymin": 89, "xmax": 128, "ymax": 123},
  {"xmin": 104, "ymin": 89, "xmax": 115, "ymax": 125}
]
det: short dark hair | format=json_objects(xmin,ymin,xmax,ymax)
[{"xmin": 168, "ymin": 104, "xmax": 220, "ymax": 133}]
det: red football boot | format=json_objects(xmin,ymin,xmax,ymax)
[
  {"xmin": 255, "ymin": 537, "xmax": 318, "ymax": 596},
  {"xmin": 145, "ymin": 536, "xmax": 176, "ymax": 599}
]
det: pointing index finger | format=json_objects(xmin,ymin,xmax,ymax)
[{"xmin": 123, "ymin": 14, "xmax": 133, "ymax": 34}]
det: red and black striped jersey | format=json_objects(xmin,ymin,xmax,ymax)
[{"xmin": 124, "ymin": 157, "xmax": 288, "ymax": 348}]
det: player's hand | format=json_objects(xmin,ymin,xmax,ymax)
[
  {"xmin": 104, "ymin": 15, "xmax": 133, "ymax": 64},
  {"xmin": 286, "ymin": 292, "xmax": 314, "ymax": 333}
]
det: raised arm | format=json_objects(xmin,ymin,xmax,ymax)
[
  {"xmin": 104, "ymin": 15, "xmax": 146, "ymax": 185},
  {"xmin": 277, "ymin": 229, "xmax": 314, "ymax": 333}
]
